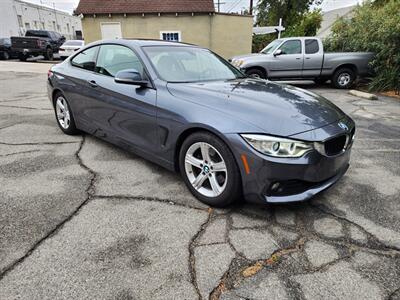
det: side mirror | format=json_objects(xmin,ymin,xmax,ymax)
[
  {"xmin": 115, "ymin": 69, "xmax": 149, "ymax": 87},
  {"xmin": 273, "ymin": 49, "xmax": 283, "ymax": 57}
]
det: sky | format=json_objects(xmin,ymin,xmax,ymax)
[{"xmin": 23, "ymin": 0, "xmax": 363, "ymax": 15}]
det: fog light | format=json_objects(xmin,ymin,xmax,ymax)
[{"xmin": 271, "ymin": 182, "xmax": 280, "ymax": 191}]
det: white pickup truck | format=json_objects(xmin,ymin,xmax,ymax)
[{"xmin": 231, "ymin": 37, "xmax": 374, "ymax": 89}]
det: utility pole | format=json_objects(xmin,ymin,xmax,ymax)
[{"xmin": 249, "ymin": 0, "xmax": 253, "ymax": 15}]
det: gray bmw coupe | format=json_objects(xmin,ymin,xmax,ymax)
[{"xmin": 47, "ymin": 39, "xmax": 355, "ymax": 207}]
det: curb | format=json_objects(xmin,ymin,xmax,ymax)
[{"xmin": 349, "ymin": 90, "xmax": 378, "ymax": 100}]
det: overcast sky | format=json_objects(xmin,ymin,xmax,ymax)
[{"xmin": 23, "ymin": 0, "xmax": 363, "ymax": 15}]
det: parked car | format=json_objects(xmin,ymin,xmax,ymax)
[
  {"xmin": 47, "ymin": 39, "xmax": 355, "ymax": 207},
  {"xmin": 231, "ymin": 37, "xmax": 374, "ymax": 89},
  {"xmin": 11, "ymin": 30, "xmax": 65, "ymax": 61},
  {"xmin": 59, "ymin": 40, "xmax": 85, "ymax": 60},
  {"xmin": 0, "ymin": 38, "xmax": 18, "ymax": 60}
]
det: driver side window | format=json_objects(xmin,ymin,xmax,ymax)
[
  {"xmin": 95, "ymin": 44, "xmax": 145, "ymax": 78},
  {"xmin": 278, "ymin": 40, "xmax": 301, "ymax": 55}
]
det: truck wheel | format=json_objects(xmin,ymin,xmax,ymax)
[
  {"xmin": 332, "ymin": 68, "xmax": 355, "ymax": 89},
  {"xmin": 44, "ymin": 48, "xmax": 54, "ymax": 61},
  {"xmin": 19, "ymin": 54, "xmax": 28, "ymax": 62},
  {"xmin": 1, "ymin": 51, "xmax": 10, "ymax": 60},
  {"xmin": 245, "ymin": 68, "xmax": 266, "ymax": 79}
]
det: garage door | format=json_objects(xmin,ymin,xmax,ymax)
[{"xmin": 101, "ymin": 22, "xmax": 122, "ymax": 39}]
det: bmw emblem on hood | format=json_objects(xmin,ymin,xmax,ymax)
[{"xmin": 338, "ymin": 122, "xmax": 348, "ymax": 131}]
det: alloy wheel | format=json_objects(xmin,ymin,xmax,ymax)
[
  {"xmin": 55, "ymin": 96, "xmax": 71, "ymax": 129},
  {"xmin": 338, "ymin": 73, "xmax": 351, "ymax": 87},
  {"xmin": 184, "ymin": 142, "xmax": 228, "ymax": 197}
]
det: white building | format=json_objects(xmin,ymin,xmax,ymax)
[
  {"xmin": 317, "ymin": 5, "xmax": 356, "ymax": 38},
  {"xmin": 0, "ymin": 0, "xmax": 82, "ymax": 39}
]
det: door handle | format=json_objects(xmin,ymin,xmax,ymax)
[
  {"xmin": 305, "ymin": 57, "xmax": 311, "ymax": 59},
  {"xmin": 87, "ymin": 80, "xmax": 98, "ymax": 88},
  {"xmin": 296, "ymin": 57, "xmax": 302, "ymax": 60}
]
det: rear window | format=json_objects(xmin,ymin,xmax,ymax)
[
  {"xmin": 305, "ymin": 39, "xmax": 319, "ymax": 54},
  {"xmin": 26, "ymin": 30, "xmax": 49, "ymax": 38}
]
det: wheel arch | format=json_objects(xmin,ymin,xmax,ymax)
[
  {"xmin": 244, "ymin": 65, "xmax": 267, "ymax": 78},
  {"xmin": 333, "ymin": 64, "xmax": 358, "ymax": 76},
  {"xmin": 173, "ymin": 125, "xmax": 235, "ymax": 172}
]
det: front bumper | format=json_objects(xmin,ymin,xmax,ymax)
[{"xmin": 226, "ymin": 119, "xmax": 354, "ymax": 204}]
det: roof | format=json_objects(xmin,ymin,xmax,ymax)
[
  {"xmin": 75, "ymin": 0, "xmax": 215, "ymax": 15},
  {"xmin": 87, "ymin": 39, "xmax": 199, "ymax": 48},
  {"xmin": 253, "ymin": 26, "xmax": 285, "ymax": 35}
]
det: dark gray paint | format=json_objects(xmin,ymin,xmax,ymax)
[{"xmin": 47, "ymin": 39, "xmax": 355, "ymax": 204}]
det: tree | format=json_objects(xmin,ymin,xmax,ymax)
[{"xmin": 256, "ymin": 0, "xmax": 322, "ymax": 28}]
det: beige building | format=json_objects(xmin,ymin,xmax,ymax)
[{"xmin": 75, "ymin": 0, "xmax": 253, "ymax": 59}]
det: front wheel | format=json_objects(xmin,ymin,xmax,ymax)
[
  {"xmin": 179, "ymin": 132, "xmax": 242, "ymax": 207},
  {"xmin": 332, "ymin": 68, "xmax": 355, "ymax": 89},
  {"xmin": 44, "ymin": 48, "xmax": 54, "ymax": 61},
  {"xmin": 245, "ymin": 68, "xmax": 266, "ymax": 79}
]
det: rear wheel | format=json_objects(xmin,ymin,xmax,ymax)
[
  {"xmin": 332, "ymin": 67, "xmax": 355, "ymax": 89},
  {"xmin": 53, "ymin": 92, "xmax": 79, "ymax": 135},
  {"xmin": 44, "ymin": 48, "xmax": 54, "ymax": 61},
  {"xmin": 245, "ymin": 68, "xmax": 266, "ymax": 79},
  {"xmin": 1, "ymin": 51, "xmax": 10, "ymax": 60},
  {"xmin": 179, "ymin": 132, "xmax": 241, "ymax": 207}
]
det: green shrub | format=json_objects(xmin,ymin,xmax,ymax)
[{"xmin": 324, "ymin": 0, "xmax": 400, "ymax": 93}]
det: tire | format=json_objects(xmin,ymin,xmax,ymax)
[
  {"xmin": 179, "ymin": 131, "xmax": 242, "ymax": 207},
  {"xmin": 245, "ymin": 68, "xmax": 266, "ymax": 79},
  {"xmin": 332, "ymin": 67, "xmax": 355, "ymax": 89},
  {"xmin": 53, "ymin": 92, "xmax": 80, "ymax": 135},
  {"xmin": 313, "ymin": 77, "xmax": 327, "ymax": 85},
  {"xmin": 44, "ymin": 48, "xmax": 54, "ymax": 61},
  {"xmin": 19, "ymin": 54, "xmax": 28, "ymax": 61},
  {"xmin": 1, "ymin": 51, "xmax": 10, "ymax": 60}
]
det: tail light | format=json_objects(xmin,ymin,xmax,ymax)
[{"xmin": 48, "ymin": 69, "xmax": 53, "ymax": 78}]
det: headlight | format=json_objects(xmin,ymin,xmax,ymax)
[
  {"xmin": 241, "ymin": 134, "xmax": 313, "ymax": 158},
  {"xmin": 233, "ymin": 60, "xmax": 244, "ymax": 67}
]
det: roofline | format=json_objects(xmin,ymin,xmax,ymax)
[{"xmin": 75, "ymin": 12, "xmax": 252, "ymax": 17}]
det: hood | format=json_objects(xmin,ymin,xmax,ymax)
[
  {"xmin": 166, "ymin": 79, "xmax": 346, "ymax": 137},
  {"xmin": 231, "ymin": 53, "xmax": 265, "ymax": 61}
]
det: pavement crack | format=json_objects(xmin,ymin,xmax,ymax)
[
  {"xmin": 95, "ymin": 194, "xmax": 207, "ymax": 212},
  {"xmin": 0, "ymin": 135, "xmax": 97, "ymax": 280},
  {"xmin": 0, "ymin": 141, "xmax": 79, "ymax": 146},
  {"xmin": 188, "ymin": 208, "xmax": 214, "ymax": 300},
  {"xmin": 0, "ymin": 149, "xmax": 40, "ymax": 157},
  {"xmin": 0, "ymin": 104, "xmax": 52, "ymax": 111},
  {"xmin": 311, "ymin": 203, "xmax": 400, "ymax": 253}
]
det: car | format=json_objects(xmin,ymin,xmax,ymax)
[
  {"xmin": 11, "ymin": 30, "xmax": 65, "ymax": 61},
  {"xmin": 0, "ymin": 38, "xmax": 18, "ymax": 60},
  {"xmin": 231, "ymin": 37, "xmax": 374, "ymax": 89},
  {"xmin": 59, "ymin": 40, "xmax": 85, "ymax": 60},
  {"xmin": 47, "ymin": 39, "xmax": 355, "ymax": 207}
]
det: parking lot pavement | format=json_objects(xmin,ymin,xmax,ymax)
[{"xmin": 0, "ymin": 63, "xmax": 399, "ymax": 300}]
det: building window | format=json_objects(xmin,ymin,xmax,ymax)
[
  {"xmin": 34, "ymin": 21, "xmax": 38, "ymax": 29},
  {"xmin": 160, "ymin": 31, "xmax": 181, "ymax": 42},
  {"xmin": 41, "ymin": 22, "xmax": 45, "ymax": 29},
  {"xmin": 66, "ymin": 23, "xmax": 70, "ymax": 33},
  {"xmin": 24, "ymin": 22, "xmax": 31, "ymax": 30},
  {"xmin": 52, "ymin": 21, "xmax": 56, "ymax": 30},
  {"xmin": 17, "ymin": 15, "xmax": 23, "ymax": 27}
]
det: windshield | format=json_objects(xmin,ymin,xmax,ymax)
[
  {"xmin": 143, "ymin": 46, "xmax": 245, "ymax": 83},
  {"xmin": 260, "ymin": 39, "xmax": 282, "ymax": 54},
  {"xmin": 63, "ymin": 40, "xmax": 84, "ymax": 46}
]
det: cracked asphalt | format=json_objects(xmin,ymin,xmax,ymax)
[{"xmin": 0, "ymin": 61, "xmax": 399, "ymax": 300}]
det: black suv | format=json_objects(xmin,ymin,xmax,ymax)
[{"xmin": 11, "ymin": 30, "xmax": 65, "ymax": 61}]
